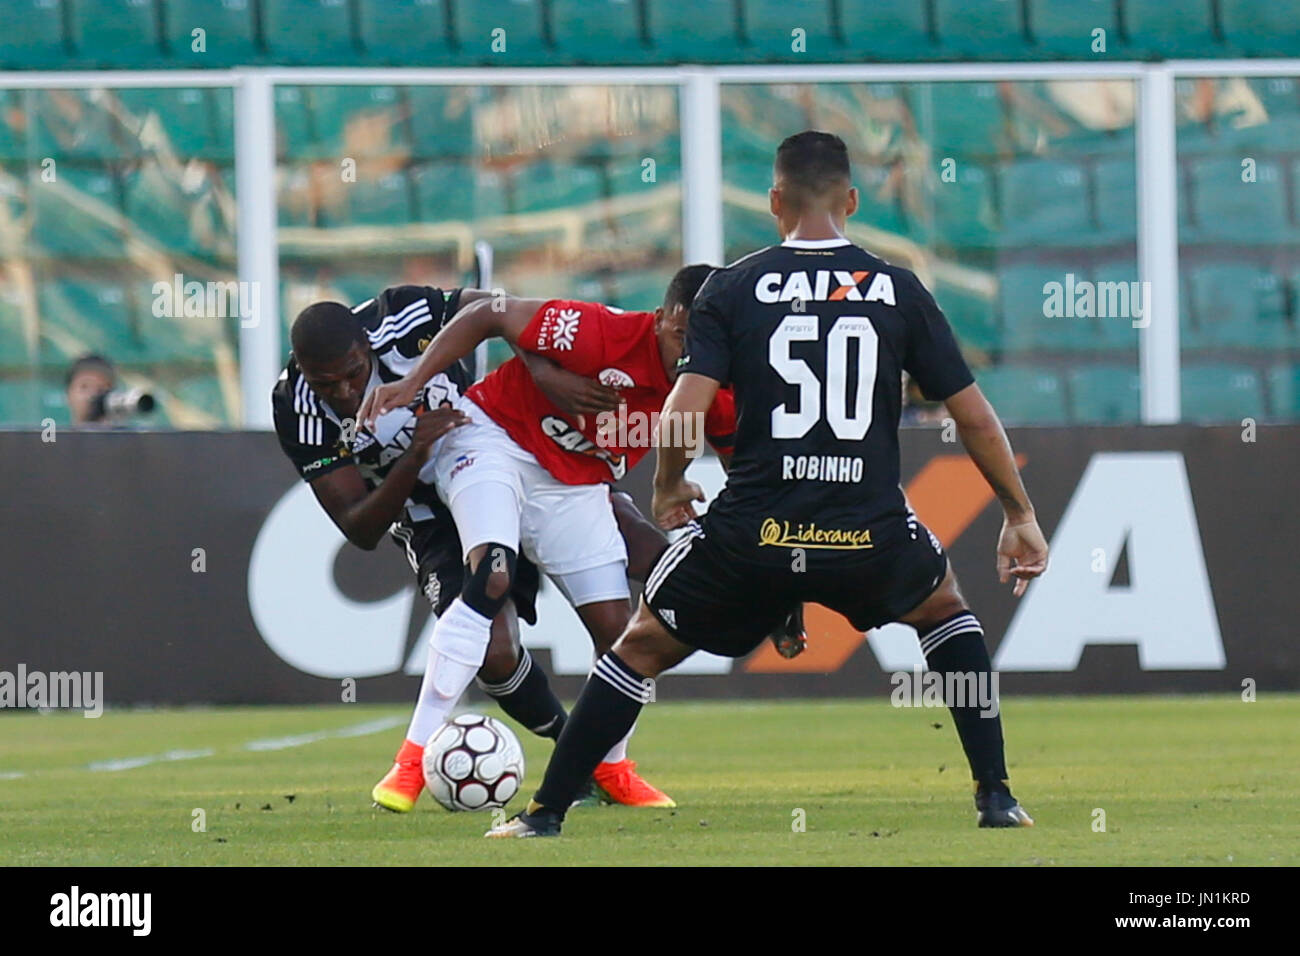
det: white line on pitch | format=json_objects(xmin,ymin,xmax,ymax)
[
  {"xmin": 88, "ymin": 748, "xmax": 216, "ymax": 773},
  {"xmin": 0, "ymin": 771, "xmax": 26, "ymax": 780},
  {"xmin": 242, "ymin": 716, "xmax": 404, "ymax": 752}
]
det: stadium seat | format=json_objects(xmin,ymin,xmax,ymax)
[
  {"xmin": 853, "ymin": 162, "xmax": 907, "ymax": 238},
  {"xmin": 933, "ymin": 0, "xmax": 1027, "ymax": 58},
  {"xmin": 1027, "ymin": 0, "xmax": 1122, "ymax": 57},
  {"xmin": 0, "ymin": 282, "xmax": 35, "ymax": 368},
  {"xmin": 974, "ymin": 365, "xmax": 1068, "ymax": 424},
  {"xmin": 1124, "ymin": 0, "xmax": 1219, "ymax": 57},
  {"xmin": 551, "ymin": 0, "xmax": 650, "ymax": 64},
  {"xmin": 164, "ymin": 0, "xmax": 259, "ymax": 66},
  {"xmin": 910, "ymin": 83, "xmax": 1006, "ymax": 157},
  {"xmin": 1185, "ymin": 156, "xmax": 1290, "ymax": 244},
  {"xmin": 1094, "ymin": 156, "xmax": 1137, "ymax": 243},
  {"xmin": 743, "ymin": 0, "xmax": 838, "ymax": 62},
  {"xmin": 1068, "ymin": 364, "xmax": 1140, "ymax": 423},
  {"xmin": 407, "ymin": 86, "xmax": 477, "ymax": 159},
  {"xmin": 449, "ymin": 0, "xmax": 548, "ymax": 64},
  {"xmin": 1267, "ymin": 363, "xmax": 1300, "ymax": 418},
  {"xmin": 274, "ymin": 86, "xmax": 314, "ymax": 161},
  {"xmin": 328, "ymin": 169, "xmax": 414, "ymax": 226},
  {"xmin": 998, "ymin": 265, "xmax": 1101, "ymax": 352},
  {"xmin": 37, "ymin": 278, "xmax": 145, "ymax": 364},
  {"xmin": 836, "ymin": 0, "xmax": 931, "ymax": 60},
  {"xmin": 116, "ymin": 88, "xmax": 226, "ymax": 160},
  {"xmin": 263, "ymin": 0, "xmax": 356, "ymax": 64},
  {"xmin": 30, "ymin": 90, "xmax": 125, "ymax": 162},
  {"xmin": 29, "ymin": 165, "xmax": 126, "ymax": 259},
  {"xmin": 412, "ymin": 161, "xmax": 507, "ymax": 222},
  {"xmin": 997, "ymin": 158, "xmax": 1091, "ymax": 246},
  {"xmin": 644, "ymin": 0, "xmax": 747, "ymax": 63},
  {"xmin": 933, "ymin": 279, "xmax": 999, "ymax": 352},
  {"xmin": 0, "ymin": 91, "xmax": 27, "ymax": 161},
  {"xmin": 277, "ymin": 164, "xmax": 320, "ymax": 228},
  {"xmin": 309, "ymin": 86, "xmax": 407, "ymax": 159},
  {"xmin": 122, "ymin": 164, "xmax": 207, "ymax": 256},
  {"xmin": 1184, "ymin": 263, "xmax": 1291, "ymax": 349},
  {"xmin": 0, "ymin": 170, "xmax": 25, "ymax": 259},
  {"xmin": 724, "ymin": 204, "xmax": 779, "ymax": 260},
  {"xmin": 69, "ymin": 1, "xmax": 164, "ymax": 67},
  {"xmin": 1091, "ymin": 260, "xmax": 1143, "ymax": 352},
  {"xmin": 0, "ymin": 0, "xmax": 67, "ymax": 68},
  {"xmin": 510, "ymin": 161, "xmax": 603, "ymax": 214},
  {"xmin": 1220, "ymin": 0, "xmax": 1300, "ymax": 57},
  {"xmin": 356, "ymin": 0, "xmax": 454, "ymax": 64},
  {"xmin": 1180, "ymin": 364, "xmax": 1264, "ymax": 422},
  {"xmin": 169, "ymin": 373, "xmax": 233, "ymax": 426},
  {"xmin": 611, "ymin": 269, "xmax": 677, "ymax": 312},
  {"xmin": 928, "ymin": 159, "xmax": 996, "ymax": 249}
]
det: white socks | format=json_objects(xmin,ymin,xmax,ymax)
[{"xmin": 405, "ymin": 598, "xmax": 494, "ymax": 747}]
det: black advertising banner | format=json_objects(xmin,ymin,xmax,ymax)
[{"xmin": 0, "ymin": 425, "xmax": 1296, "ymax": 704}]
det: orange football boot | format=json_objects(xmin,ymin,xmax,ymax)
[
  {"xmin": 592, "ymin": 759, "xmax": 676, "ymax": 808},
  {"xmin": 371, "ymin": 739, "xmax": 425, "ymax": 813}
]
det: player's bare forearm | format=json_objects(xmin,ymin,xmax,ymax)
[
  {"xmin": 310, "ymin": 454, "xmax": 423, "ymax": 551},
  {"xmin": 945, "ymin": 383, "xmax": 1034, "ymax": 521},
  {"xmin": 651, "ymin": 374, "xmax": 718, "ymax": 528}
]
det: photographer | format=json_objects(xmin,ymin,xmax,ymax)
[{"xmin": 64, "ymin": 354, "xmax": 154, "ymax": 428}]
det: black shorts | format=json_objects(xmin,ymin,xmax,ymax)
[
  {"xmin": 394, "ymin": 519, "xmax": 540, "ymax": 625},
  {"xmin": 644, "ymin": 514, "xmax": 947, "ymax": 658}
]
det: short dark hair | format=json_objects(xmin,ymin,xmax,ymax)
[
  {"xmin": 774, "ymin": 130, "xmax": 851, "ymax": 200},
  {"xmin": 663, "ymin": 264, "xmax": 716, "ymax": 312},
  {"xmin": 291, "ymin": 301, "xmax": 367, "ymax": 365},
  {"xmin": 65, "ymin": 353, "xmax": 115, "ymax": 388}
]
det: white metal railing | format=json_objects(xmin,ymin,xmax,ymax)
[{"xmin": 2, "ymin": 60, "xmax": 1297, "ymax": 428}]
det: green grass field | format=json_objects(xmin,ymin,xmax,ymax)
[{"xmin": 1, "ymin": 695, "xmax": 1297, "ymax": 866}]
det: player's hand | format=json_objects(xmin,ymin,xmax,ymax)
[
  {"xmin": 652, "ymin": 478, "xmax": 705, "ymax": 530},
  {"xmin": 996, "ymin": 515, "xmax": 1049, "ymax": 597},
  {"xmin": 530, "ymin": 361, "xmax": 622, "ymax": 419},
  {"xmin": 359, "ymin": 378, "xmax": 421, "ymax": 430},
  {"xmin": 406, "ymin": 404, "xmax": 469, "ymax": 463}
]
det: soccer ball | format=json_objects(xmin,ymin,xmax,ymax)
[{"xmin": 423, "ymin": 714, "xmax": 524, "ymax": 812}]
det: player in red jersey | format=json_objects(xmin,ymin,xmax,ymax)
[{"xmin": 360, "ymin": 265, "xmax": 741, "ymax": 808}]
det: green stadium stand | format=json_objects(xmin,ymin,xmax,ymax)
[
  {"xmin": 910, "ymin": 83, "xmax": 1006, "ymax": 157},
  {"xmin": 37, "ymin": 278, "xmax": 145, "ymax": 364},
  {"xmin": 117, "ymin": 87, "xmax": 226, "ymax": 160},
  {"xmin": 407, "ymin": 86, "xmax": 477, "ymax": 159},
  {"xmin": 169, "ymin": 373, "xmax": 231, "ymax": 425},
  {"xmin": 70, "ymin": 1, "xmax": 164, "ymax": 68},
  {"xmin": 510, "ymin": 160, "xmax": 603, "ymax": 214},
  {"xmin": 329, "ymin": 169, "xmax": 414, "ymax": 226},
  {"xmin": 975, "ymin": 365, "xmax": 1069, "ymax": 423},
  {"xmin": 854, "ymin": 162, "xmax": 907, "ymax": 237},
  {"xmin": 551, "ymin": 0, "xmax": 650, "ymax": 64},
  {"xmin": 1091, "ymin": 260, "xmax": 1143, "ymax": 352},
  {"xmin": 728, "ymin": 160, "xmax": 774, "ymax": 196},
  {"xmin": 998, "ymin": 158, "xmax": 1091, "ymax": 246},
  {"xmin": 606, "ymin": 153, "xmax": 681, "ymax": 194},
  {"xmin": 356, "ymin": 0, "xmax": 454, "ymax": 64},
  {"xmin": 327, "ymin": 269, "xmax": 401, "ymax": 306},
  {"xmin": 309, "ymin": 86, "xmax": 406, "ymax": 159},
  {"xmin": 263, "ymin": 0, "xmax": 356, "ymax": 64},
  {"xmin": 411, "ymin": 161, "xmax": 480, "ymax": 221},
  {"xmin": 1181, "ymin": 364, "xmax": 1264, "ymax": 421},
  {"xmin": 1221, "ymin": 0, "xmax": 1300, "ymax": 57},
  {"xmin": 1068, "ymin": 364, "xmax": 1141, "ymax": 423},
  {"xmin": 837, "ymin": 0, "xmax": 931, "ymax": 60},
  {"xmin": 274, "ymin": 86, "xmax": 314, "ymax": 161},
  {"xmin": 724, "ymin": 204, "xmax": 778, "ymax": 260},
  {"xmin": 998, "ymin": 265, "xmax": 1102, "ymax": 352},
  {"xmin": 122, "ymin": 163, "xmax": 206, "ymax": 256},
  {"xmin": 277, "ymin": 164, "xmax": 318, "ymax": 228},
  {"xmin": 610, "ymin": 269, "xmax": 676, "ymax": 312},
  {"xmin": 1250, "ymin": 76, "xmax": 1300, "ymax": 121},
  {"xmin": 0, "ymin": 171, "xmax": 25, "ymax": 259},
  {"xmin": 1028, "ymin": 0, "xmax": 1122, "ymax": 57},
  {"xmin": 0, "ymin": 0, "xmax": 67, "ymax": 68},
  {"xmin": 1094, "ymin": 156, "xmax": 1137, "ymax": 243},
  {"xmin": 0, "ymin": 379, "xmax": 42, "ymax": 424},
  {"xmin": 1268, "ymin": 363, "xmax": 1300, "ymax": 418},
  {"xmin": 645, "ymin": 0, "xmax": 747, "ymax": 63},
  {"xmin": 1125, "ymin": 0, "xmax": 1219, "ymax": 57},
  {"xmin": 929, "ymin": 159, "xmax": 996, "ymax": 249},
  {"xmin": 163, "ymin": 0, "xmax": 259, "ymax": 66},
  {"xmin": 449, "ymin": 0, "xmax": 549, "ymax": 63},
  {"xmin": 0, "ymin": 283, "xmax": 35, "ymax": 368},
  {"xmin": 744, "ymin": 0, "xmax": 838, "ymax": 62},
  {"xmin": 1185, "ymin": 263, "xmax": 1291, "ymax": 349},
  {"xmin": 0, "ymin": 91, "xmax": 26, "ymax": 161},
  {"xmin": 30, "ymin": 90, "xmax": 124, "ymax": 162},
  {"xmin": 933, "ymin": 0, "xmax": 1027, "ymax": 58},
  {"xmin": 933, "ymin": 278, "xmax": 999, "ymax": 352},
  {"xmin": 1185, "ymin": 156, "xmax": 1291, "ymax": 244},
  {"xmin": 30, "ymin": 165, "xmax": 126, "ymax": 259}
]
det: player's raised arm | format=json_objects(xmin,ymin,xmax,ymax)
[
  {"xmin": 509, "ymin": 342, "xmax": 621, "ymax": 419},
  {"xmin": 360, "ymin": 295, "xmax": 545, "ymax": 427},
  {"xmin": 943, "ymin": 383, "xmax": 1049, "ymax": 595},
  {"xmin": 651, "ymin": 372, "xmax": 718, "ymax": 529}
]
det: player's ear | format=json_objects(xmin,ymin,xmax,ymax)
[
  {"xmin": 769, "ymin": 186, "xmax": 781, "ymax": 218},
  {"xmin": 845, "ymin": 186, "xmax": 860, "ymax": 218}
]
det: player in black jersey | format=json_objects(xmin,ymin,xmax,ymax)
[{"xmin": 489, "ymin": 131, "xmax": 1049, "ymax": 837}]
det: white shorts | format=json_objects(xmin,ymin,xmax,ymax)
[{"xmin": 426, "ymin": 395, "xmax": 629, "ymax": 588}]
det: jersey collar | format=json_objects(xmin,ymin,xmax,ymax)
[{"xmin": 781, "ymin": 238, "xmax": 852, "ymax": 249}]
